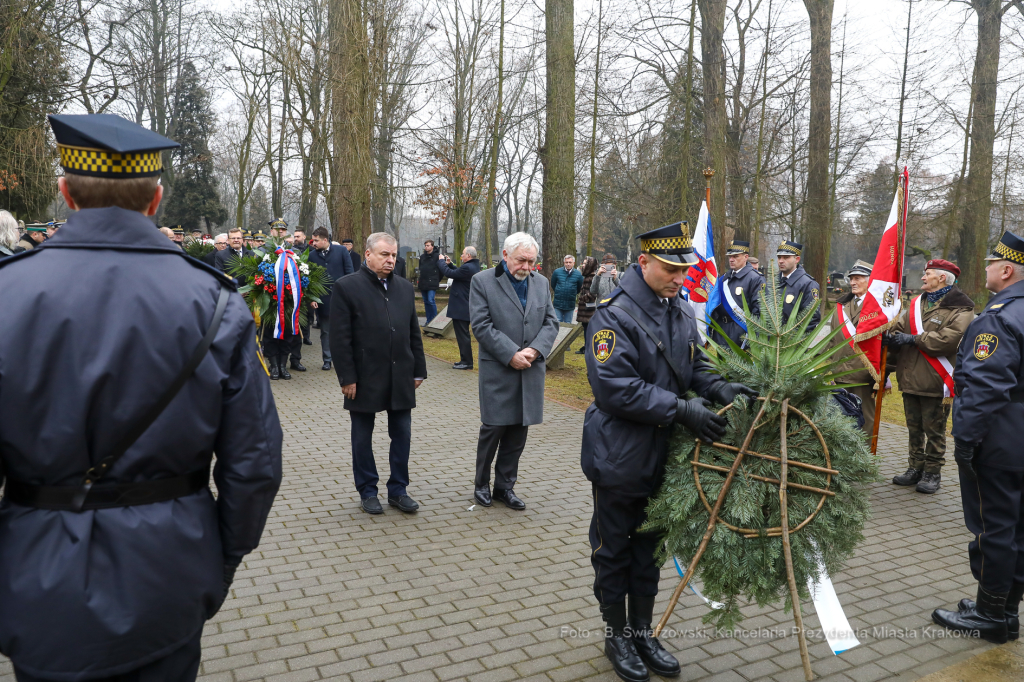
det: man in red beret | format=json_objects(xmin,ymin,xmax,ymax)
[{"xmin": 885, "ymin": 259, "xmax": 975, "ymax": 493}]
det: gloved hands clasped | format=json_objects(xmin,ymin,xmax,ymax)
[
  {"xmin": 675, "ymin": 397, "xmax": 727, "ymax": 443},
  {"xmin": 707, "ymin": 381, "xmax": 759, "ymax": 406},
  {"xmin": 953, "ymin": 439, "xmax": 978, "ymax": 481}
]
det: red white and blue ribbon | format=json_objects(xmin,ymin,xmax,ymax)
[{"xmin": 273, "ymin": 246, "xmax": 303, "ymax": 339}]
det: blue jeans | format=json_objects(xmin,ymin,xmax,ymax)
[
  {"xmin": 422, "ymin": 289, "xmax": 437, "ymax": 322},
  {"xmin": 349, "ymin": 409, "xmax": 411, "ymax": 499},
  {"xmin": 555, "ymin": 308, "xmax": 575, "ymax": 324}
]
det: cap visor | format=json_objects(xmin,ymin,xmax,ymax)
[{"xmin": 651, "ymin": 253, "xmax": 698, "ymax": 267}]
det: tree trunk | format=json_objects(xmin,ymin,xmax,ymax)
[
  {"xmin": 959, "ymin": 0, "xmax": 1003, "ymax": 299},
  {"xmin": 801, "ymin": 0, "xmax": 833, "ymax": 290},
  {"xmin": 484, "ymin": 0, "xmax": 506, "ymax": 268},
  {"xmin": 586, "ymin": 0, "xmax": 603, "ymax": 258},
  {"xmin": 680, "ymin": 0, "xmax": 697, "ymax": 225},
  {"xmin": 329, "ymin": 0, "xmax": 372, "ymax": 244},
  {"xmin": 541, "ymin": 0, "xmax": 575, "ymax": 275},
  {"xmin": 698, "ymin": 0, "xmax": 727, "ymax": 262}
]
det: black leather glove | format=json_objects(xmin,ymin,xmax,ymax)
[
  {"xmin": 675, "ymin": 397, "xmax": 728, "ymax": 443},
  {"xmin": 954, "ymin": 439, "xmax": 978, "ymax": 482},
  {"xmin": 890, "ymin": 332, "xmax": 916, "ymax": 346},
  {"xmin": 707, "ymin": 381, "xmax": 758, "ymax": 406},
  {"xmin": 208, "ymin": 556, "xmax": 244, "ymax": 618}
]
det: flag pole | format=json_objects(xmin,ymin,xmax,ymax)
[
  {"xmin": 703, "ymin": 167, "xmax": 714, "ymax": 210},
  {"xmin": 870, "ymin": 169, "xmax": 908, "ymax": 455}
]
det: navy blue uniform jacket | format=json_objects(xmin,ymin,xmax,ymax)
[
  {"xmin": 438, "ymin": 258, "xmax": 482, "ymax": 321},
  {"xmin": 0, "ymin": 208, "xmax": 283, "ymax": 680},
  {"xmin": 710, "ymin": 264, "xmax": 764, "ymax": 348},
  {"xmin": 778, "ymin": 266, "xmax": 821, "ymax": 329},
  {"xmin": 953, "ymin": 279, "xmax": 1024, "ymax": 471},
  {"xmin": 306, "ymin": 244, "xmax": 353, "ymax": 319},
  {"xmin": 582, "ymin": 265, "xmax": 725, "ymax": 497}
]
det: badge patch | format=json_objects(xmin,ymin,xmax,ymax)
[
  {"xmin": 812, "ymin": 287, "xmax": 819, "ymax": 300},
  {"xmin": 785, "ymin": 294, "xmax": 795, "ymax": 304},
  {"xmin": 592, "ymin": 329, "xmax": 616, "ymax": 363},
  {"xmin": 735, "ymin": 286, "xmax": 743, "ymax": 296},
  {"xmin": 974, "ymin": 333, "xmax": 999, "ymax": 360}
]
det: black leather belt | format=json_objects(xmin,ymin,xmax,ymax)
[{"xmin": 2, "ymin": 465, "xmax": 210, "ymax": 511}]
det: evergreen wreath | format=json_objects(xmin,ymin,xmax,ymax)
[
  {"xmin": 227, "ymin": 245, "xmax": 331, "ymax": 329},
  {"xmin": 182, "ymin": 236, "xmax": 215, "ymax": 259},
  {"xmin": 644, "ymin": 263, "xmax": 880, "ymax": 631}
]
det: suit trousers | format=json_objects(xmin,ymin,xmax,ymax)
[
  {"xmin": 452, "ymin": 319, "xmax": 473, "ymax": 366},
  {"xmin": 14, "ymin": 625, "xmax": 203, "ymax": 682},
  {"xmin": 590, "ymin": 485, "xmax": 660, "ymax": 605},
  {"xmin": 350, "ymin": 409, "xmax": 411, "ymax": 499},
  {"xmin": 475, "ymin": 423, "xmax": 528, "ymax": 490},
  {"xmin": 960, "ymin": 464, "xmax": 1024, "ymax": 592},
  {"xmin": 319, "ymin": 322, "xmax": 331, "ymax": 362}
]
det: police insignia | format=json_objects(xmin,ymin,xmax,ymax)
[
  {"xmin": 785, "ymin": 294, "xmax": 795, "ymax": 304},
  {"xmin": 735, "ymin": 286, "xmax": 743, "ymax": 296},
  {"xmin": 812, "ymin": 287, "xmax": 819, "ymax": 300},
  {"xmin": 592, "ymin": 329, "xmax": 616, "ymax": 363},
  {"xmin": 974, "ymin": 333, "xmax": 998, "ymax": 360}
]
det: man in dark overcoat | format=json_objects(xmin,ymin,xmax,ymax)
[
  {"xmin": 468, "ymin": 233, "xmax": 559, "ymax": 510},
  {"xmin": 418, "ymin": 239, "xmax": 442, "ymax": 322},
  {"xmin": 776, "ymin": 240, "xmax": 821, "ymax": 330},
  {"xmin": 581, "ymin": 222, "xmax": 755, "ymax": 682},
  {"xmin": 215, "ymin": 227, "xmax": 248, "ymax": 272},
  {"xmin": 0, "ymin": 113, "xmax": 282, "ymax": 682},
  {"xmin": 330, "ymin": 232, "xmax": 427, "ymax": 515},
  {"xmin": 307, "ymin": 225, "xmax": 353, "ymax": 370},
  {"xmin": 439, "ymin": 246, "xmax": 482, "ymax": 369}
]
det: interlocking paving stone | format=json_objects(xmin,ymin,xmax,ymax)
[{"xmin": 0, "ymin": 333, "xmax": 1001, "ymax": 681}]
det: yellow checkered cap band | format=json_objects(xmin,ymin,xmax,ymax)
[
  {"xmin": 777, "ymin": 243, "xmax": 802, "ymax": 256},
  {"xmin": 728, "ymin": 244, "xmax": 750, "ymax": 253},
  {"xmin": 640, "ymin": 236, "xmax": 692, "ymax": 251},
  {"xmin": 995, "ymin": 242, "xmax": 1024, "ymax": 264},
  {"xmin": 59, "ymin": 145, "xmax": 163, "ymax": 177}
]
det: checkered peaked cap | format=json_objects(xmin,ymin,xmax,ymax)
[
  {"xmin": 48, "ymin": 113, "xmax": 178, "ymax": 178},
  {"xmin": 637, "ymin": 222, "xmax": 699, "ymax": 267},
  {"xmin": 776, "ymin": 240, "xmax": 803, "ymax": 257},
  {"xmin": 985, "ymin": 231, "xmax": 1024, "ymax": 265},
  {"xmin": 726, "ymin": 240, "xmax": 750, "ymax": 255}
]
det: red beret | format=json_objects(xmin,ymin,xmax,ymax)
[{"xmin": 926, "ymin": 259, "xmax": 960, "ymax": 277}]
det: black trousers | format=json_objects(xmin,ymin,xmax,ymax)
[
  {"xmin": 350, "ymin": 409, "xmax": 411, "ymax": 499},
  {"xmin": 15, "ymin": 625, "xmax": 202, "ymax": 682},
  {"xmin": 590, "ymin": 485, "xmax": 661, "ymax": 605},
  {"xmin": 475, "ymin": 423, "xmax": 529, "ymax": 490},
  {"xmin": 960, "ymin": 464, "xmax": 1024, "ymax": 592},
  {"xmin": 453, "ymin": 319, "xmax": 473, "ymax": 366},
  {"xmin": 261, "ymin": 325, "xmax": 297, "ymax": 362}
]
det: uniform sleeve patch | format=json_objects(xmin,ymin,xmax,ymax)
[
  {"xmin": 974, "ymin": 333, "xmax": 998, "ymax": 360},
  {"xmin": 812, "ymin": 287, "xmax": 819, "ymax": 300},
  {"xmin": 592, "ymin": 329, "xmax": 616, "ymax": 363}
]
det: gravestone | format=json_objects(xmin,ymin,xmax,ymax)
[
  {"xmin": 546, "ymin": 322, "xmax": 583, "ymax": 370},
  {"xmin": 422, "ymin": 304, "xmax": 455, "ymax": 339}
]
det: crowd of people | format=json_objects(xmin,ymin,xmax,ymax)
[{"xmin": 2, "ymin": 110, "xmax": 1023, "ymax": 682}]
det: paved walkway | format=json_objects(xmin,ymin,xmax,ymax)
[{"xmin": 0, "ymin": 336, "xmax": 999, "ymax": 681}]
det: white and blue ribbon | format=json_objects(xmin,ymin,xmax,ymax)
[{"xmin": 273, "ymin": 247, "xmax": 303, "ymax": 339}]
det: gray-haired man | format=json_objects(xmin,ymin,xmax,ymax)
[{"xmin": 469, "ymin": 232, "xmax": 559, "ymax": 510}]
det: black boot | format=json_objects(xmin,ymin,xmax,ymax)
[
  {"xmin": 269, "ymin": 357, "xmax": 280, "ymax": 380},
  {"xmin": 892, "ymin": 467, "xmax": 922, "ymax": 486},
  {"xmin": 628, "ymin": 595, "xmax": 681, "ymax": 677},
  {"xmin": 279, "ymin": 358, "xmax": 291, "ymax": 380},
  {"xmin": 600, "ymin": 602, "xmax": 649, "ymax": 682},
  {"xmin": 290, "ymin": 358, "xmax": 306, "ymax": 371},
  {"xmin": 933, "ymin": 585, "xmax": 1009, "ymax": 643},
  {"xmin": 957, "ymin": 581, "xmax": 1024, "ymax": 640},
  {"xmin": 915, "ymin": 472, "xmax": 940, "ymax": 494}
]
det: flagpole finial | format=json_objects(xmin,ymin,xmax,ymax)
[{"xmin": 703, "ymin": 167, "xmax": 715, "ymax": 183}]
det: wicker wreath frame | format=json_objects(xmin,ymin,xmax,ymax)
[{"xmin": 691, "ymin": 397, "xmax": 838, "ymax": 539}]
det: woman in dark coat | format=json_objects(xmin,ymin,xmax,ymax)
[{"xmin": 575, "ymin": 256, "xmax": 599, "ymax": 353}]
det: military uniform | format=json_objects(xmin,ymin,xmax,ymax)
[
  {"xmin": 709, "ymin": 240, "xmax": 763, "ymax": 348},
  {"xmin": 0, "ymin": 113, "xmax": 282, "ymax": 681},
  {"xmin": 933, "ymin": 231, "xmax": 1024, "ymax": 644},
  {"xmin": 18, "ymin": 224, "xmax": 47, "ymax": 251},
  {"xmin": 582, "ymin": 223, "xmax": 754, "ymax": 681},
  {"xmin": 825, "ymin": 261, "xmax": 877, "ymax": 435},
  {"xmin": 776, "ymin": 240, "xmax": 821, "ymax": 329}
]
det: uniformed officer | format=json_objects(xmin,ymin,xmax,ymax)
[
  {"xmin": 776, "ymin": 240, "xmax": 821, "ymax": 329},
  {"xmin": 0, "ymin": 113, "xmax": 283, "ymax": 681},
  {"xmin": 252, "ymin": 229, "xmax": 267, "ymax": 250},
  {"xmin": 709, "ymin": 239, "xmax": 764, "ymax": 348},
  {"xmin": 18, "ymin": 223, "xmax": 47, "ymax": 251},
  {"xmin": 932, "ymin": 231, "xmax": 1024, "ymax": 643},
  {"xmin": 171, "ymin": 225, "xmax": 185, "ymax": 245},
  {"xmin": 826, "ymin": 260, "xmax": 878, "ymax": 435},
  {"xmin": 582, "ymin": 222, "xmax": 757, "ymax": 682}
]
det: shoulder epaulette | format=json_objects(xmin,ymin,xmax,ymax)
[{"xmin": 597, "ymin": 289, "xmax": 623, "ymax": 307}]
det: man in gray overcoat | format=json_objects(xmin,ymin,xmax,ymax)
[{"xmin": 469, "ymin": 232, "xmax": 559, "ymax": 510}]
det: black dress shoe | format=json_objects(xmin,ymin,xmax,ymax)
[
  {"xmin": 290, "ymin": 359, "xmax": 306, "ymax": 371},
  {"xmin": 303, "ymin": 338, "xmax": 313, "ymax": 345},
  {"xmin": 322, "ymin": 361, "xmax": 332, "ymax": 371},
  {"xmin": 361, "ymin": 496, "xmax": 384, "ymax": 515},
  {"xmin": 629, "ymin": 595, "xmax": 680, "ymax": 676},
  {"xmin": 452, "ymin": 362, "xmax": 473, "ymax": 370},
  {"xmin": 916, "ymin": 472, "xmax": 940, "ymax": 494},
  {"xmin": 388, "ymin": 495, "xmax": 420, "ymax": 513},
  {"xmin": 933, "ymin": 585, "xmax": 1009, "ymax": 643},
  {"xmin": 605, "ymin": 635, "xmax": 649, "ymax": 682},
  {"xmin": 892, "ymin": 467, "xmax": 922, "ymax": 486},
  {"xmin": 269, "ymin": 360, "xmax": 280, "ymax": 380},
  {"xmin": 492, "ymin": 488, "xmax": 525, "ymax": 510},
  {"xmin": 279, "ymin": 363, "xmax": 291, "ymax": 379},
  {"xmin": 474, "ymin": 486, "xmax": 492, "ymax": 507}
]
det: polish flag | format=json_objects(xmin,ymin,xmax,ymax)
[
  {"xmin": 855, "ymin": 167, "xmax": 909, "ymax": 379},
  {"xmin": 681, "ymin": 199, "xmax": 717, "ymax": 342}
]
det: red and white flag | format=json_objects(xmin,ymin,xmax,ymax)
[{"xmin": 854, "ymin": 167, "xmax": 909, "ymax": 379}]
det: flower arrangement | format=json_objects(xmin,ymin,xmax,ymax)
[{"xmin": 227, "ymin": 246, "xmax": 331, "ymax": 330}]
